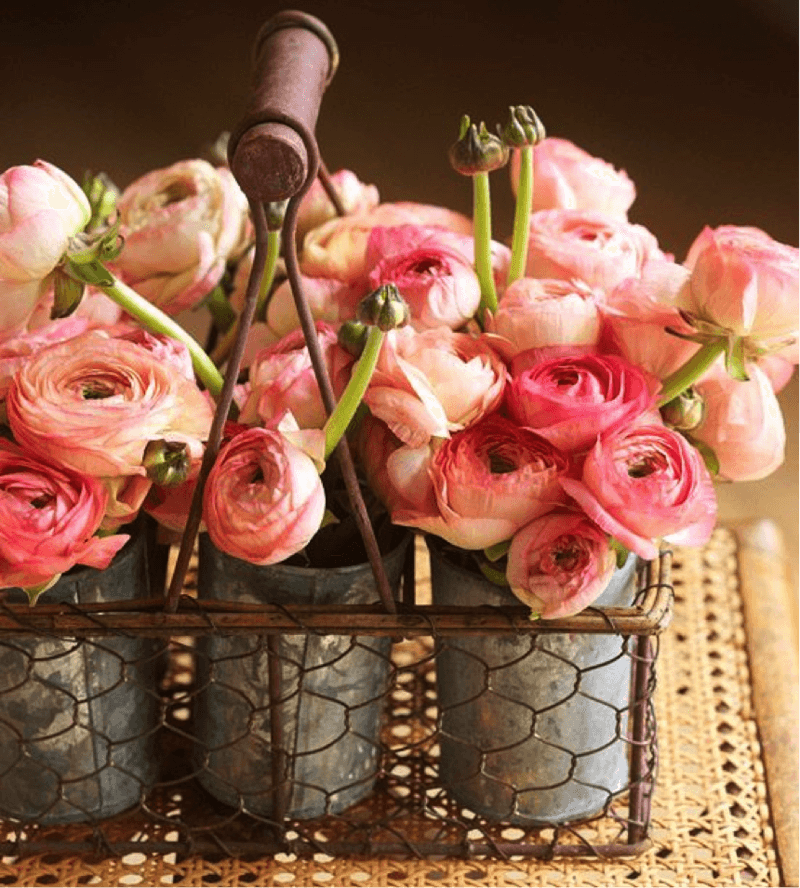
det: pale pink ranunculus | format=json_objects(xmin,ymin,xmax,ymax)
[
  {"xmin": 561, "ymin": 422, "xmax": 717, "ymax": 560},
  {"xmin": 361, "ymin": 413, "xmax": 570, "ymax": 550},
  {"xmin": 300, "ymin": 202, "xmax": 472, "ymax": 282},
  {"xmin": 0, "ymin": 440, "xmax": 129, "ymax": 595},
  {"xmin": 6, "ymin": 331, "xmax": 214, "ymax": 528},
  {"xmin": 679, "ymin": 225, "xmax": 799, "ymax": 348},
  {"xmin": 0, "ymin": 160, "xmax": 91, "ymax": 337},
  {"xmin": 506, "ymin": 352, "xmax": 659, "ymax": 453},
  {"xmin": 691, "ymin": 363, "xmax": 786, "ymax": 482},
  {"xmin": 203, "ymin": 426, "xmax": 326, "ymax": 565},
  {"xmin": 526, "ymin": 209, "xmax": 667, "ymax": 292},
  {"xmin": 295, "ymin": 169, "xmax": 380, "ymax": 243},
  {"xmin": 601, "ymin": 262, "xmax": 702, "ymax": 379},
  {"xmin": 108, "ymin": 324, "xmax": 197, "ymax": 380},
  {"xmin": 113, "ymin": 159, "xmax": 250, "ymax": 315},
  {"xmin": 510, "ymin": 137, "xmax": 636, "ymax": 219},
  {"xmin": 364, "ymin": 326, "xmax": 507, "ymax": 447},
  {"xmin": 367, "ymin": 244, "xmax": 482, "ymax": 331},
  {"xmin": 0, "ymin": 316, "xmax": 93, "ymax": 401},
  {"xmin": 263, "ymin": 274, "xmax": 364, "ymax": 343},
  {"xmin": 487, "ymin": 277, "xmax": 604, "ymax": 359},
  {"xmin": 506, "ymin": 510, "xmax": 616, "ymax": 618},
  {"xmin": 238, "ymin": 322, "xmax": 354, "ymax": 430}
]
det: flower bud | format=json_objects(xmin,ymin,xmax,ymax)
[
  {"xmin": 498, "ymin": 105, "xmax": 546, "ymax": 148},
  {"xmin": 51, "ymin": 268, "xmax": 85, "ymax": 319},
  {"xmin": 338, "ymin": 320, "xmax": 369, "ymax": 357},
  {"xmin": 82, "ymin": 171, "xmax": 119, "ymax": 230},
  {"xmin": 143, "ymin": 439, "xmax": 192, "ymax": 487},
  {"xmin": 660, "ymin": 387, "xmax": 705, "ymax": 431},
  {"xmin": 357, "ymin": 284, "xmax": 411, "ymax": 331},
  {"xmin": 449, "ymin": 115, "xmax": 509, "ymax": 176}
]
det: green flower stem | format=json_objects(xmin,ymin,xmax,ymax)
[
  {"xmin": 474, "ymin": 171, "xmax": 498, "ymax": 316},
  {"xmin": 323, "ymin": 325, "xmax": 384, "ymax": 459},
  {"xmin": 68, "ymin": 259, "xmax": 224, "ymax": 400},
  {"xmin": 211, "ymin": 229, "xmax": 281, "ymax": 366},
  {"xmin": 657, "ymin": 340, "xmax": 726, "ymax": 407},
  {"xmin": 507, "ymin": 146, "xmax": 533, "ymax": 284}
]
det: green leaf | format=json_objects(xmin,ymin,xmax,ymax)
[
  {"xmin": 477, "ymin": 560, "xmax": 509, "ymax": 587},
  {"xmin": 609, "ymin": 537, "xmax": 631, "ymax": 569},
  {"xmin": 687, "ymin": 436, "xmax": 721, "ymax": 476},
  {"xmin": 483, "ymin": 539, "xmax": 511, "ymax": 562}
]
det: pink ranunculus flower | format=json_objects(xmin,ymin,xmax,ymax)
[
  {"xmin": 690, "ymin": 363, "xmax": 786, "ymax": 482},
  {"xmin": 203, "ymin": 425, "xmax": 326, "ymax": 565},
  {"xmin": 0, "ymin": 160, "xmax": 91, "ymax": 337},
  {"xmin": 113, "ymin": 159, "xmax": 250, "ymax": 315},
  {"xmin": 362, "ymin": 413, "xmax": 570, "ymax": 550},
  {"xmin": 561, "ymin": 422, "xmax": 717, "ymax": 560},
  {"xmin": 263, "ymin": 274, "xmax": 363, "ymax": 343},
  {"xmin": 108, "ymin": 324, "xmax": 197, "ymax": 380},
  {"xmin": 301, "ymin": 202, "xmax": 472, "ymax": 282},
  {"xmin": 510, "ymin": 137, "xmax": 636, "ymax": 219},
  {"xmin": 239, "ymin": 322, "xmax": 354, "ymax": 430},
  {"xmin": 506, "ymin": 510, "xmax": 616, "ymax": 618},
  {"xmin": 526, "ymin": 209, "xmax": 667, "ymax": 292},
  {"xmin": 679, "ymin": 225, "xmax": 799, "ymax": 348},
  {"xmin": 295, "ymin": 168, "xmax": 380, "ymax": 243},
  {"xmin": 0, "ymin": 316, "xmax": 92, "ymax": 402},
  {"xmin": 506, "ymin": 352, "xmax": 659, "ymax": 453},
  {"xmin": 6, "ymin": 331, "xmax": 214, "ymax": 527},
  {"xmin": 364, "ymin": 326, "xmax": 507, "ymax": 447},
  {"xmin": 487, "ymin": 277, "xmax": 604, "ymax": 359},
  {"xmin": 0, "ymin": 440, "xmax": 129, "ymax": 596},
  {"xmin": 367, "ymin": 244, "xmax": 482, "ymax": 331},
  {"xmin": 601, "ymin": 261, "xmax": 702, "ymax": 379}
]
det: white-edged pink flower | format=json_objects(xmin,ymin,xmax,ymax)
[
  {"xmin": 526, "ymin": 209, "xmax": 666, "ymax": 292},
  {"xmin": 203, "ymin": 425, "xmax": 325, "ymax": 565},
  {"xmin": 239, "ymin": 322, "xmax": 354, "ymax": 430},
  {"xmin": 691, "ymin": 363, "xmax": 786, "ymax": 482},
  {"xmin": 360, "ymin": 413, "xmax": 570, "ymax": 550},
  {"xmin": 679, "ymin": 225, "xmax": 799, "ymax": 348},
  {"xmin": 0, "ymin": 440, "xmax": 128, "ymax": 595},
  {"xmin": 0, "ymin": 160, "xmax": 90, "ymax": 337},
  {"xmin": 295, "ymin": 168, "xmax": 379, "ymax": 242},
  {"xmin": 113, "ymin": 159, "xmax": 249, "ymax": 315},
  {"xmin": 262, "ymin": 274, "xmax": 363, "ymax": 344},
  {"xmin": 561, "ymin": 422, "xmax": 717, "ymax": 560},
  {"xmin": 510, "ymin": 137, "xmax": 636, "ymax": 218},
  {"xmin": 367, "ymin": 244, "xmax": 482, "ymax": 330},
  {"xmin": 488, "ymin": 277, "xmax": 604, "ymax": 358},
  {"xmin": 7, "ymin": 331, "xmax": 213, "ymax": 478},
  {"xmin": 364, "ymin": 326, "xmax": 507, "ymax": 447},
  {"xmin": 109, "ymin": 324, "xmax": 196, "ymax": 380},
  {"xmin": 506, "ymin": 352, "xmax": 659, "ymax": 453},
  {"xmin": 506, "ymin": 510, "xmax": 616, "ymax": 618}
]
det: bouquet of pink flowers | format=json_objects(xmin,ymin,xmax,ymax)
[{"xmin": 0, "ymin": 101, "xmax": 795, "ymax": 615}]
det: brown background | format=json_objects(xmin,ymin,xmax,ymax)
[{"xmin": 2, "ymin": 0, "xmax": 797, "ymax": 620}]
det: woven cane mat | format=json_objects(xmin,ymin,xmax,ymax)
[{"xmin": 0, "ymin": 523, "xmax": 794, "ymax": 887}]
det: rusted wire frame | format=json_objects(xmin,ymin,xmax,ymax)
[
  {"xmin": 163, "ymin": 200, "xmax": 272, "ymax": 613},
  {"xmin": 279, "ymin": 122, "xmax": 397, "ymax": 615}
]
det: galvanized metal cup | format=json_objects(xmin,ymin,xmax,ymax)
[
  {"xmin": 0, "ymin": 525, "xmax": 162, "ymax": 825},
  {"xmin": 429, "ymin": 539, "xmax": 638, "ymax": 825},
  {"xmin": 193, "ymin": 531, "xmax": 411, "ymax": 820}
]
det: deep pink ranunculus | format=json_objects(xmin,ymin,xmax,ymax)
[
  {"xmin": 238, "ymin": 322, "xmax": 354, "ymax": 430},
  {"xmin": 364, "ymin": 326, "xmax": 507, "ymax": 447},
  {"xmin": 0, "ymin": 160, "xmax": 90, "ymax": 337},
  {"xmin": 113, "ymin": 159, "xmax": 250, "ymax": 315},
  {"xmin": 360, "ymin": 412, "xmax": 570, "ymax": 550},
  {"xmin": 0, "ymin": 440, "xmax": 128, "ymax": 596},
  {"xmin": 510, "ymin": 137, "xmax": 636, "ymax": 219},
  {"xmin": 679, "ymin": 225, "xmax": 799, "ymax": 349},
  {"xmin": 203, "ymin": 426, "xmax": 325, "ymax": 565},
  {"xmin": 506, "ymin": 352, "xmax": 659, "ymax": 453},
  {"xmin": 561, "ymin": 422, "xmax": 717, "ymax": 560},
  {"xmin": 506, "ymin": 510, "xmax": 616, "ymax": 618},
  {"xmin": 526, "ymin": 209, "xmax": 666, "ymax": 292}
]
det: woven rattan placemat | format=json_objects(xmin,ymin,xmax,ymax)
[{"xmin": 0, "ymin": 523, "xmax": 794, "ymax": 887}]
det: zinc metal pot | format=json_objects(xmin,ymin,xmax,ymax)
[
  {"xmin": 193, "ymin": 530, "xmax": 411, "ymax": 820},
  {"xmin": 0, "ymin": 524, "xmax": 162, "ymax": 825},
  {"xmin": 429, "ymin": 538, "xmax": 638, "ymax": 825}
]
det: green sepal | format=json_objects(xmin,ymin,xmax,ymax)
[
  {"xmin": 609, "ymin": 537, "xmax": 631, "ymax": 569},
  {"xmin": 483, "ymin": 539, "xmax": 511, "ymax": 562},
  {"xmin": 65, "ymin": 258, "xmax": 114, "ymax": 288},
  {"xmin": 725, "ymin": 337, "xmax": 750, "ymax": 381},
  {"xmin": 319, "ymin": 509, "xmax": 340, "ymax": 530},
  {"xmin": 477, "ymin": 559, "xmax": 509, "ymax": 587},
  {"xmin": 205, "ymin": 285, "xmax": 237, "ymax": 333},
  {"xmin": 23, "ymin": 576, "xmax": 60, "ymax": 606},
  {"xmin": 685, "ymin": 435, "xmax": 721, "ymax": 477}
]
